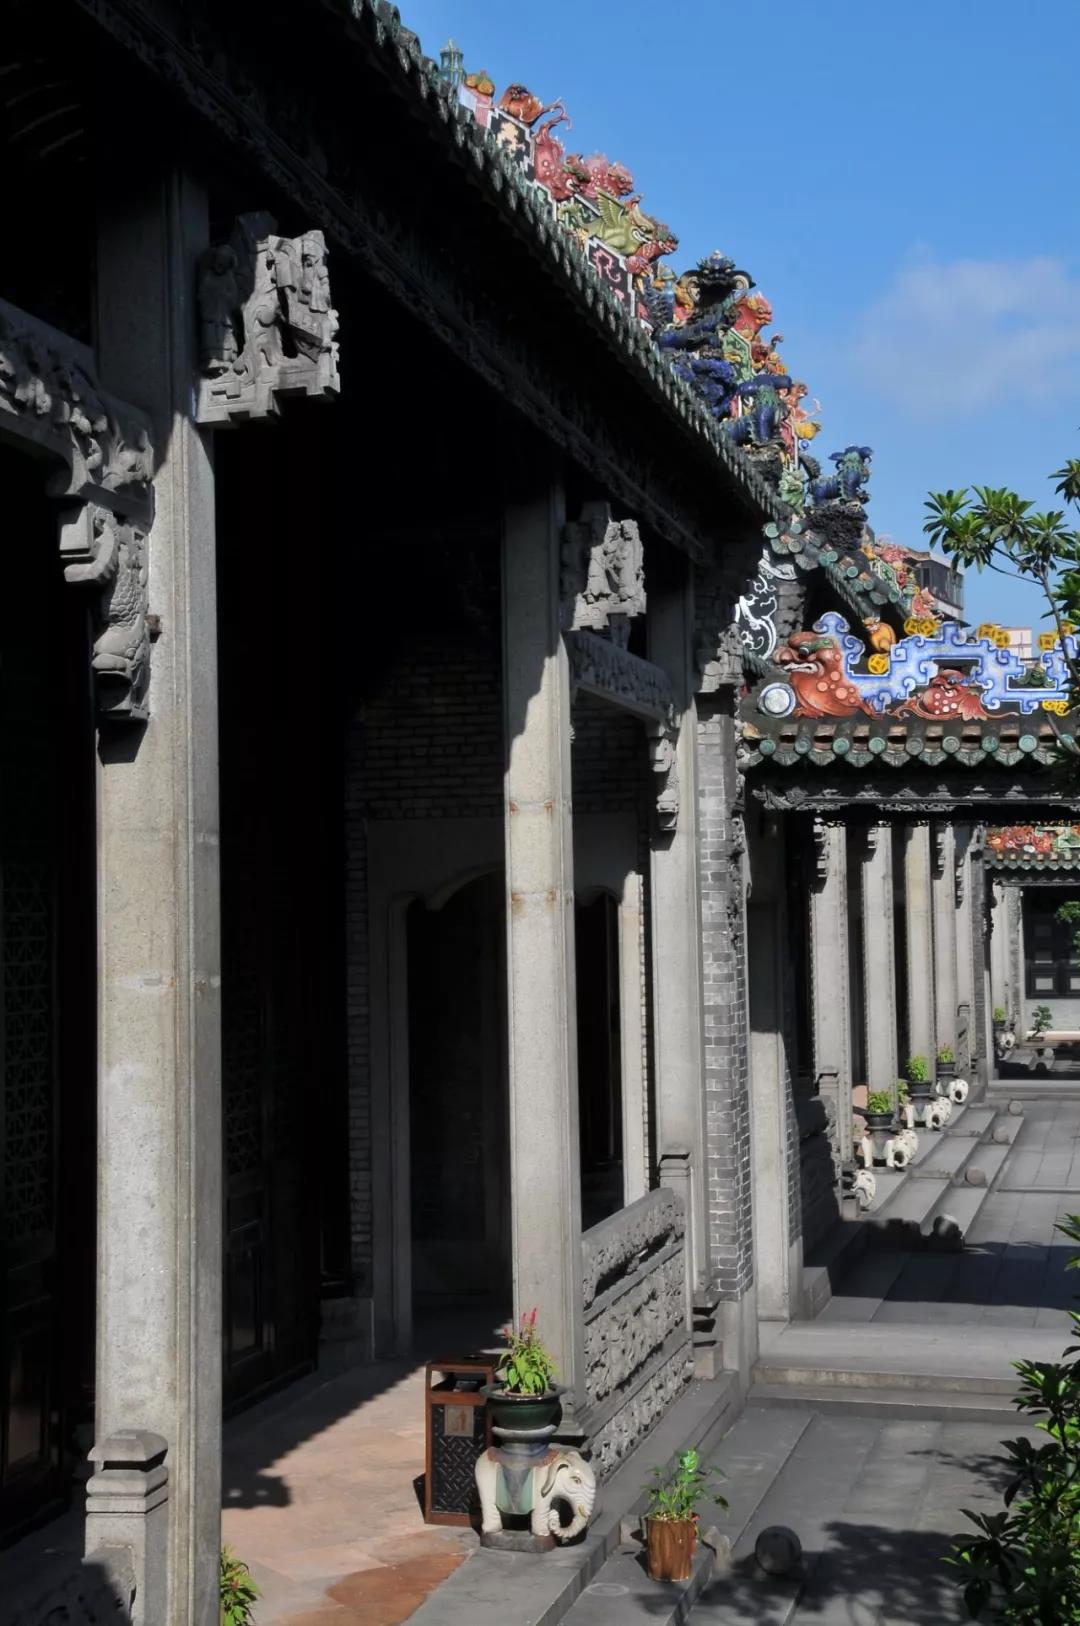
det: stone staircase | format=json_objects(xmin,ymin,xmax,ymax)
[{"xmin": 860, "ymin": 1098, "xmax": 1023, "ymax": 1249}]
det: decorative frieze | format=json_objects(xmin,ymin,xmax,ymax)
[
  {"xmin": 0, "ymin": 297, "xmax": 154, "ymax": 718},
  {"xmin": 561, "ymin": 503, "xmax": 645, "ymax": 637},
  {"xmin": 196, "ymin": 213, "xmax": 340, "ymax": 425},
  {"xmin": 0, "ymin": 298, "xmax": 153, "ymax": 527}
]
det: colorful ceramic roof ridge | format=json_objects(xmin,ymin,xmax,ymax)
[
  {"xmin": 986, "ymin": 826, "xmax": 1080, "ymax": 869},
  {"xmin": 739, "ymin": 613, "xmax": 1078, "ymax": 771}
]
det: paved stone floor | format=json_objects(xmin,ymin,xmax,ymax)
[
  {"xmin": 693, "ymin": 1408, "xmax": 1042, "ymax": 1624},
  {"xmin": 819, "ymin": 1096, "xmax": 1080, "ymax": 1332},
  {"xmin": 221, "ymin": 1356, "xmax": 479, "ymax": 1625}
]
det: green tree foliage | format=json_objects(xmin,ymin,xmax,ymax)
[
  {"xmin": 952, "ymin": 1216, "xmax": 1080, "ymax": 1622},
  {"xmin": 924, "ymin": 461, "xmax": 1080, "ymax": 733}
]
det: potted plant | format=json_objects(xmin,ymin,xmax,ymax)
[
  {"xmin": 935, "ymin": 1045, "xmax": 956, "ymax": 1091},
  {"xmin": 643, "ymin": 1448, "xmax": 727, "ymax": 1582},
  {"xmin": 1030, "ymin": 1004, "xmax": 1053, "ymax": 1039},
  {"xmin": 864, "ymin": 1090, "xmax": 896, "ymax": 1162},
  {"xmin": 992, "ymin": 1006, "xmax": 1007, "ymax": 1034},
  {"xmin": 220, "ymin": 1548, "xmax": 259, "ymax": 1626},
  {"xmin": 483, "ymin": 1309, "xmax": 560, "ymax": 1433},
  {"xmin": 905, "ymin": 1055, "xmax": 933, "ymax": 1102}
]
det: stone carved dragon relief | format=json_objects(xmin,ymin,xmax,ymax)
[
  {"xmin": 0, "ymin": 296, "xmax": 154, "ymax": 718},
  {"xmin": 197, "ymin": 212, "xmax": 340, "ymax": 425}
]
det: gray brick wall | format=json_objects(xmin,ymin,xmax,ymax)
[
  {"xmin": 344, "ymin": 633, "xmax": 503, "ymax": 1286},
  {"xmin": 696, "ymin": 695, "xmax": 753, "ymax": 1301}
]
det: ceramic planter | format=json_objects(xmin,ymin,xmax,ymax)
[
  {"xmin": 646, "ymin": 1516, "xmax": 696, "ymax": 1581},
  {"xmin": 864, "ymin": 1110, "xmax": 895, "ymax": 1162},
  {"xmin": 480, "ymin": 1386, "xmax": 561, "ymax": 1436},
  {"xmin": 934, "ymin": 1062, "xmax": 955, "ymax": 1094}
]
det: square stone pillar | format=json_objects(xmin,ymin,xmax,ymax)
[
  {"xmin": 501, "ymin": 473, "xmax": 585, "ymax": 1419},
  {"xmin": 931, "ymin": 823, "xmax": 959, "ymax": 1057},
  {"xmin": 953, "ymin": 824, "xmax": 977, "ymax": 1076},
  {"xmin": 93, "ymin": 166, "xmax": 222, "ymax": 1624},
  {"xmin": 903, "ymin": 823, "xmax": 937, "ymax": 1065},
  {"xmin": 809, "ymin": 820, "xmax": 854, "ymax": 1162},
  {"xmin": 860, "ymin": 823, "xmax": 899, "ymax": 1092},
  {"xmin": 648, "ymin": 567, "xmax": 708, "ymax": 1293}
]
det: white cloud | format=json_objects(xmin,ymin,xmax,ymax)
[{"xmin": 852, "ymin": 254, "xmax": 1080, "ymax": 417}]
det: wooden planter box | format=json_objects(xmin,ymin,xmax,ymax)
[{"xmin": 646, "ymin": 1516, "xmax": 697, "ymax": 1581}]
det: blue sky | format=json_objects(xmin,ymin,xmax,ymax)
[{"xmin": 400, "ymin": 0, "xmax": 1080, "ymax": 630}]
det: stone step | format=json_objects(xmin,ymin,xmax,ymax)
[
  {"xmin": 864, "ymin": 1173, "xmax": 951, "ymax": 1247},
  {"xmin": 951, "ymin": 1104, "xmax": 995, "ymax": 1138},
  {"xmin": 908, "ymin": 1130, "xmax": 979, "ymax": 1181},
  {"xmin": 564, "ymin": 1411, "xmax": 813, "ymax": 1626},
  {"xmin": 754, "ymin": 1319, "xmax": 1059, "ymax": 1391},
  {"xmin": 747, "ymin": 1380, "xmax": 1018, "ymax": 1424},
  {"xmin": 693, "ymin": 1412, "xmax": 884, "ymax": 1624}
]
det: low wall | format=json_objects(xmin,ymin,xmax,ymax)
[
  {"xmin": 798, "ymin": 1096, "xmax": 839, "ymax": 1252},
  {"xmin": 581, "ymin": 1188, "xmax": 693, "ymax": 1478}
]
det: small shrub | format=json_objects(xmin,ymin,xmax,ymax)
[
  {"xmin": 1031, "ymin": 1005, "xmax": 1054, "ymax": 1037},
  {"xmin": 937, "ymin": 1045, "xmax": 955, "ymax": 1067},
  {"xmin": 495, "ymin": 1308, "xmax": 557, "ymax": 1395},
  {"xmin": 866, "ymin": 1090, "xmax": 893, "ymax": 1116},
  {"xmin": 993, "ymin": 1007, "xmax": 1007, "ymax": 1024},
  {"xmin": 221, "ymin": 1549, "xmax": 258, "ymax": 1626},
  {"xmin": 644, "ymin": 1448, "xmax": 727, "ymax": 1523},
  {"xmin": 951, "ymin": 1215, "xmax": 1080, "ymax": 1621},
  {"xmin": 906, "ymin": 1055, "xmax": 930, "ymax": 1084}
]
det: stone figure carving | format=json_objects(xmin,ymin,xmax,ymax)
[
  {"xmin": 63, "ymin": 508, "xmax": 150, "ymax": 719},
  {"xmin": 562, "ymin": 503, "xmax": 645, "ymax": 634},
  {"xmin": 196, "ymin": 213, "xmax": 340, "ymax": 424},
  {"xmin": 0, "ymin": 298, "xmax": 154, "ymax": 523},
  {"xmin": 649, "ymin": 724, "xmax": 679, "ymax": 833},
  {"xmin": 475, "ymin": 1447, "xmax": 597, "ymax": 1545},
  {"xmin": 0, "ymin": 297, "xmax": 155, "ymax": 717}
]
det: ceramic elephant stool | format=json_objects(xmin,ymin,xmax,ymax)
[{"xmin": 475, "ymin": 1446, "xmax": 597, "ymax": 1548}]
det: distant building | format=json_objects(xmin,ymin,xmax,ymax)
[
  {"xmin": 998, "ymin": 627, "xmax": 1035, "ymax": 662},
  {"xmin": 906, "ymin": 548, "xmax": 965, "ymax": 621}
]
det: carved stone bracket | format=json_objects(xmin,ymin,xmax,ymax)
[
  {"xmin": 561, "ymin": 502, "xmax": 645, "ymax": 638},
  {"xmin": 648, "ymin": 723, "xmax": 679, "ymax": 833},
  {"xmin": 0, "ymin": 297, "xmax": 155, "ymax": 718},
  {"xmin": 812, "ymin": 817, "xmax": 831, "ymax": 884},
  {"xmin": 565, "ymin": 628, "xmax": 680, "ymax": 831},
  {"xmin": 197, "ymin": 213, "xmax": 340, "ymax": 425}
]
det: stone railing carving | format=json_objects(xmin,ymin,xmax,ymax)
[
  {"xmin": 0, "ymin": 297, "xmax": 154, "ymax": 718},
  {"xmin": 197, "ymin": 213, "xmax": 340, "ymax": 425},
  {"xmin": 581, "ymin": 1189, "xmax": 692, "ymax": 1477}
]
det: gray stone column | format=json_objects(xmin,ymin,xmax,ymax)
[
  {"xmin": 989, "ymin": 878, "xmax": 1012, "ymax": 1030},
  {"xmin": 649, "ymin": 567, "xmax": 708, "ymax": 1294},
  {"xmin": 809, "ymin": 820, "xmax": 854, "ymax": 1163},
  {"xmin": 931, "ymin": 823, "xmax": 959, "ymax": 1057},
  {"xmin": 903, "ymin": 822, "xmax": 937, "ymax": 1065},
  {"xmin": 502, "ymin": 473, "xmax": 586, "ymax": 1417},
  {"xmin": 860, "ymin": 823, "xmax": 899, "ymax": 1092},
  {"xmin": 93, "ymin": 168, "xmax": 222, "ymax": 1624},
  {"xmin": 953, "ymin": 824, "xmax": 977, "ymax": 1077}
]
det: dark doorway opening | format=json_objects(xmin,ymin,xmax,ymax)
[
  {"xmin": 0, "ymin": 446, "xmax": 96, "ymax": 1544},
  {"xmin": 575, "ymin": 892, "xmax": 623, "ymax": 1230},
  {"xmin": 407, "ymin": 872, "xmax": 511, "ymax": 1324}
]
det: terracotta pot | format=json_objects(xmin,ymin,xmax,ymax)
[{"xmin": 646, "ymin": 1516, "xmax": 697, "ymax": 1581}]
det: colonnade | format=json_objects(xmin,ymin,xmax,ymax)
[{"xmin": 808, "ymin": 818, "xmax": 988, "ymax": 1146}]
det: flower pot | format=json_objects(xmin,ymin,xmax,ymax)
[
  {"xmin": 480, "ymin": 1386, "xmax": 561, "ymax": 1436},
  {"xmin": 935, "ymin": 1063, "xmax": 955, "ymax": 1094},
  {"xmin": 646, "ymin": 1516, "xmax": 697, "ymax": 1582},
  {"xmin": 864, "ymin": 1110, "xmax": 895, "ymax": 1163}
]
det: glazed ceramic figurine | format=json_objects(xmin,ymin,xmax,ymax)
[{"xmin": 475, "ymin": 1447, "xmax": 597, "ymax": 1546}]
